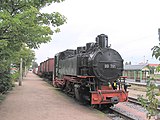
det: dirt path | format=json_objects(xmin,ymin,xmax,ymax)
[{"xmin": 0, "ymin": 72, "xmax": 109, "ymax": 120}]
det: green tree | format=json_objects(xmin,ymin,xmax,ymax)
[
  {"xmin": 32, "ymin": 61, "xmax": 38, "ymax": 69},
  {"xmin": 148, "ymin": 66, "xmax": 155, "ymax": 74},
  {"xmin": 0, "ymin": 0, "xmax": 66, "ymax": 94},
  {"xmin": 152, "ymin": 46, "xmax": 160, "ymax": 60},
  {"xmin": 0, "ymin": 0, "xmax": 66, "ymax": 70},
  {"xmin": 0, "ymin": 0, "xmax": 66, "ymax": 49},
  {"xmin": 11, "ymin": 45, "xmax": 35, "ymax": 68}
]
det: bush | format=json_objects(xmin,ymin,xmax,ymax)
[
  {"xmin": 11, "ymin": 71, "xmax": 20, "ymax": 82},
  {"xmin": 138, "ymin": 78, "xmax": 160, "ymax": 119},
  {"xmin": 0, "ymin": 72, "xmax": 13, "ymax": 94}
]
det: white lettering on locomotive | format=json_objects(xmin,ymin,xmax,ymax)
[{"xmin": 104, "ymin": 64, "xmax": 116, "ymax": 69}]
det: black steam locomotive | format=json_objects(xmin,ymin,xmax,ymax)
[{"xmin": 53, "ymin": 34, "xmax": 128, "ymax": 108}]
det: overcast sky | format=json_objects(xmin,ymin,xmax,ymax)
[{"xmin": 34, "ymin": 0, "xmax": 160, "ymax": 65}]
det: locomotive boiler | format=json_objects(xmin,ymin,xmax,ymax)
[{"xmin": 53, "ymin": 34, "xmax": 128, "ymax": 108}]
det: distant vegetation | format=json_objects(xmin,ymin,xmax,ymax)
[{"xmin": 150, "ymin": 74, "xmax": 160, "ymax": 80}]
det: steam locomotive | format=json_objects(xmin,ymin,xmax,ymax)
[{"xmin": 38, "ymin": 34, "xmax": 129, "ymax": 108}]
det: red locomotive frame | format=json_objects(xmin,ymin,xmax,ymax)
[{"xmin": 53, "ymin": 75, "xmax": 128, "ymax": 106}]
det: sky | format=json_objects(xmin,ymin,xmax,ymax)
[{"xmin": 34, "ymin": 0, "xmax": 160, "ymax": 65}]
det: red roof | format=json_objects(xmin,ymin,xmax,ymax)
[{"xmin": 148, "ymin": 64, "xmax": 160, "ymax": 67}]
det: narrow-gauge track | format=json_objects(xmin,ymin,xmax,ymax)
[
  {"xmin": 107, "ymin": 102, "xmax": 147, "ymax": 120},
  {"xmin": 128, "ymin": 96, "xmax": 160, "ymax": 112},
  {"xmin": 128, "ymin": 97, "xmax": 142, "ymax": 105},
  {"xmin": 107, "ymin": 107, "xmax": 136, "ymax": 120},
  {"xmin": 96, "ymin": 97, "xmax": 147, "ymax": 120},
  {"xmin": 102, "ymin": 97, "xmax": 148, "ymax": 120}
]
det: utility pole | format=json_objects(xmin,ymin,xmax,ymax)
[
  {"xmin": 19, "ymin": 58, "xmax": 22, "ymax": 86},
  {"xmin": 24, "ymin": 65, "xmax": 27, "ymax": 77}
]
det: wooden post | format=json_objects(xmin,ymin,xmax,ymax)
[
  {"xmin": 24, "ymin": 65, "xmax": 27, "ymax": 77},
  {"xmin": 19, "ymin": 58, "xmax": 22, "ymax": 86}
]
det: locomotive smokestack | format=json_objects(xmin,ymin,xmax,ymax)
[{"xmin": 96, "ymin": 34, "xmax": 108, "ymax": 48}]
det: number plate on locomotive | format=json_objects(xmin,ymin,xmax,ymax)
[{"xmin": 104, "ymin": 64, "xmax": 116, "ymax": 69}]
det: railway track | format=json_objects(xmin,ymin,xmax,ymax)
[
  {"xmin": 104, "ymin": 97, "xmax": 160, "ymax": 120},
  {"xmin": 128, "ymin": 97, "xmax": 142, "ymax": 105},
  {"xmin": 106, "ymin": 102, "xmax": 147, "ymax": 120},
  {"xmin": 98, "ymin": 98, "xmax": 146, "ymax": 120},
  {"xmin": 128, "ymin": 96, "xmax": 160, "ymax": 111},
  {"xmin": 107, "ymin": 107, "xmax": 136, "ymax": 120}
]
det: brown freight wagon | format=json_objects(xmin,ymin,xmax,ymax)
[{"xmin": 40, "ymin": 58, "xmax": 54, "ymax": 80}]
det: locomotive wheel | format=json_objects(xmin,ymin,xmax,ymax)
[
  {"xmin": 105, "ymin": 103, "xmax": 113, "ymax": 108},
  {"xmin": 74, "ymin": 84, "xmax": 82, "ymax": 102},
  {"xmin": 98, "ymin": 104, "xmax": 106, "ymax": 110},
  {"xmin": 91, "ymin": 104, "xmax": 105, "ymax": 110}
]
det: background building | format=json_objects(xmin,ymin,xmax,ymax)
[{"xmin": 123, "ymin": 64, "xmax": 150, "ymax": 81}]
